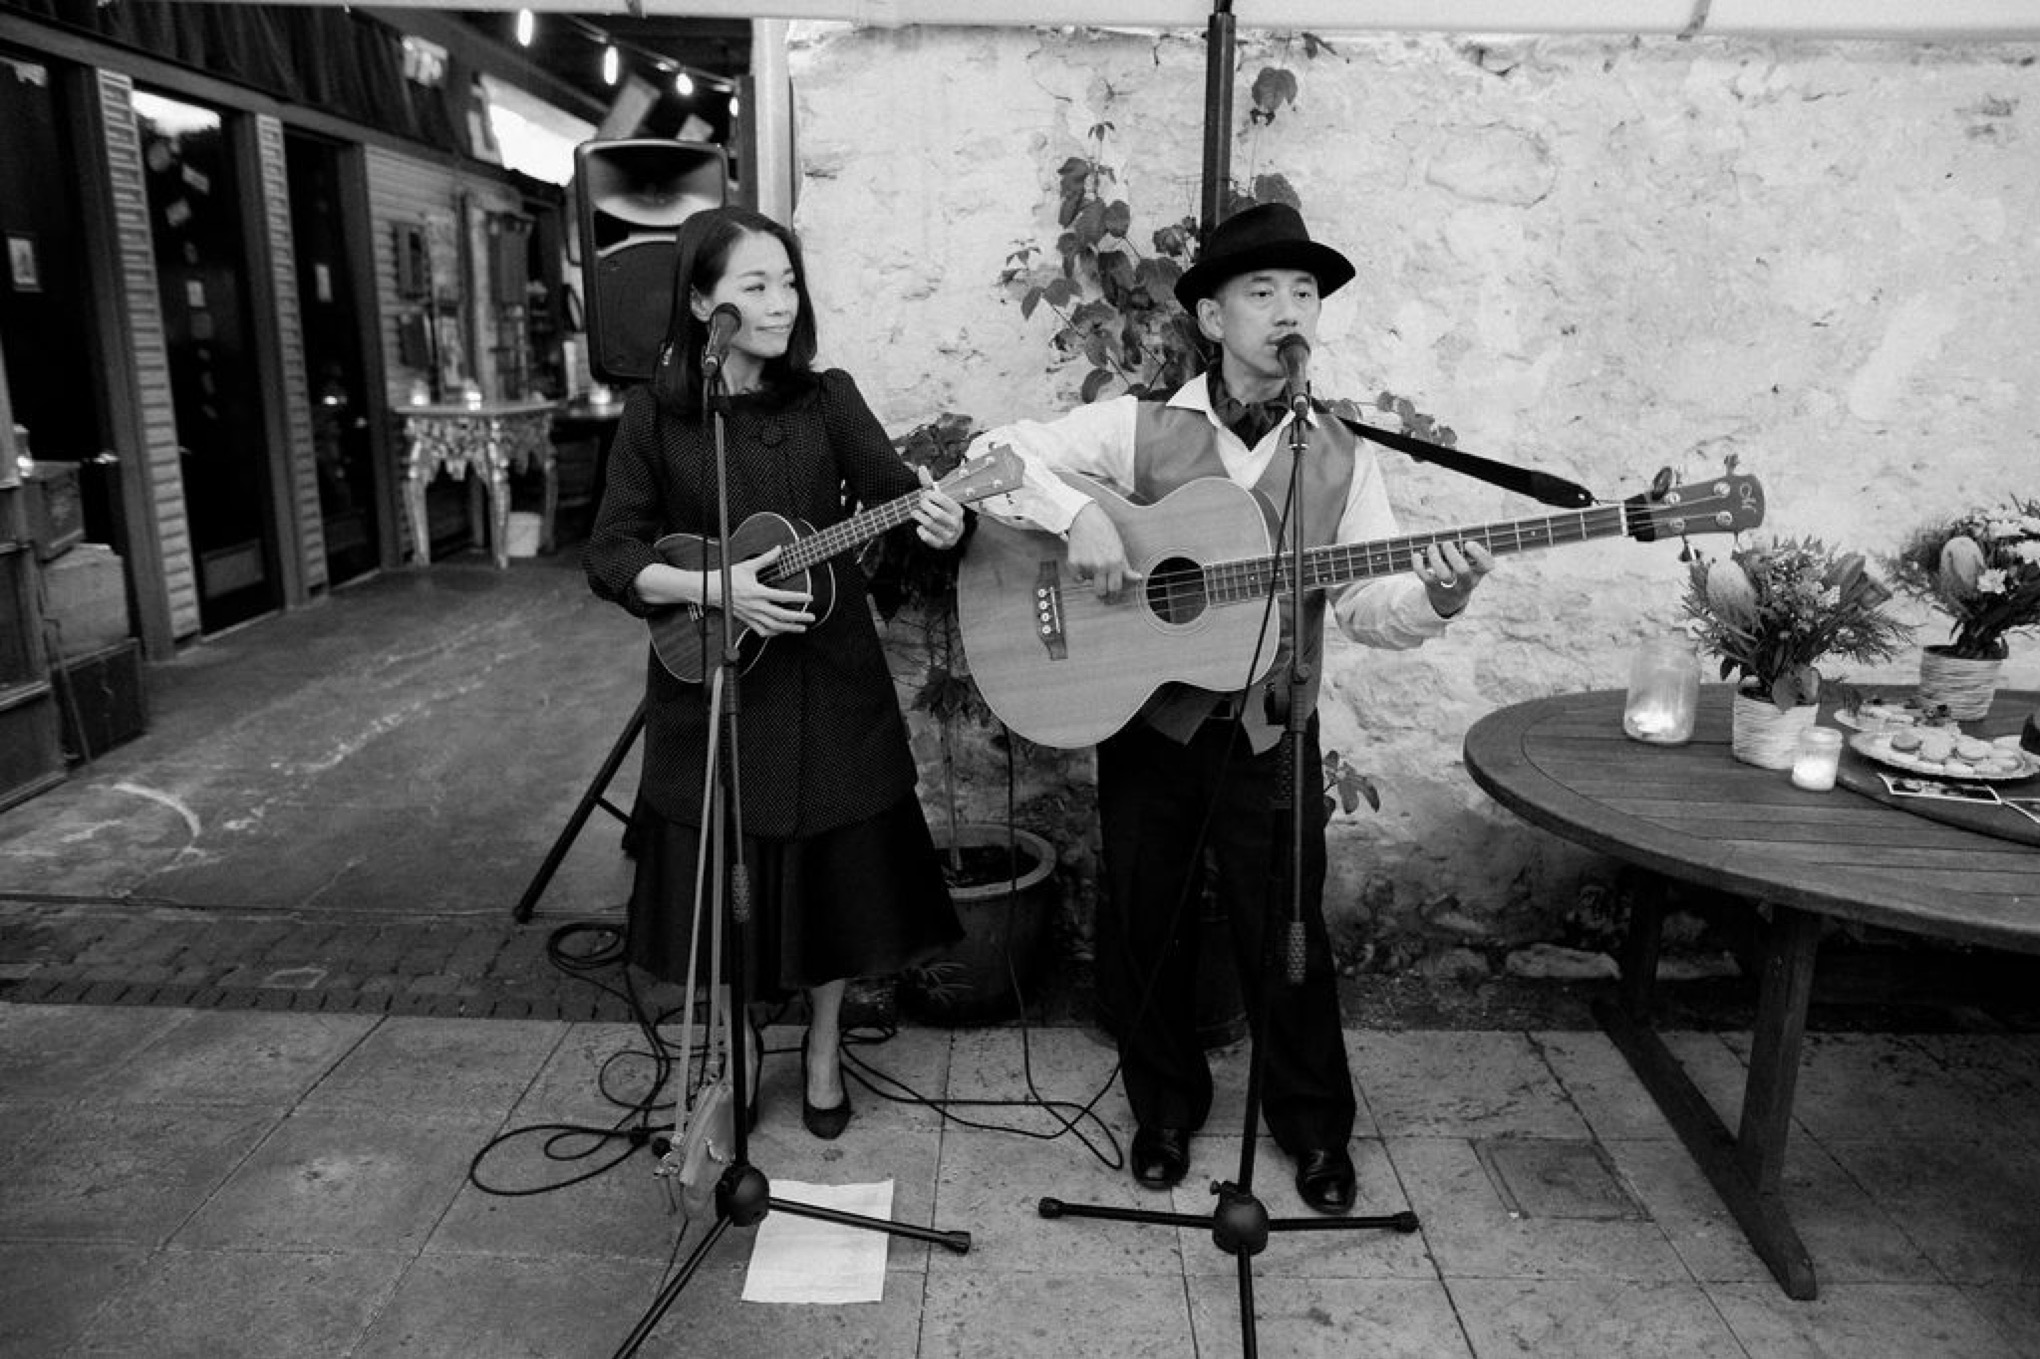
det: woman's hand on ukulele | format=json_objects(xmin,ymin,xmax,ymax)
[
  {"xmin": 912, "ymin": 466, "xmax": 966, "ymax": 550},
  {"xmin": 719, "ymin": 546, "xmax": 815, "ymax": 635}
]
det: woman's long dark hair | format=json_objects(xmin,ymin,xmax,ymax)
[{"xmin": 650, "ymin": 205, "xmax": 819, "ymax": 418}]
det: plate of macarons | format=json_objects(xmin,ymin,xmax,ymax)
[{"xmin": 1846, "ymin": 729, "xmax": 2040, "ymax": 782}]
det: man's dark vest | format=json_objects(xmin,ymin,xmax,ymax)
[{"xmin": 1129, "ymin": 399, "xmax": 1358, "ymax": 753}]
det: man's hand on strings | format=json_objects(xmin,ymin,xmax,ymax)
[
  {"xmin": 1411, "ymin": 540, "xmax": 1495, "ymax": 618},
  {"xmin": 1066, "ymin": 502, "xmax": 1143, "ymax": 600}
]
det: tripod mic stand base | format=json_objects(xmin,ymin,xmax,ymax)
[{"xmin": 717, "ymin": 1162, "xmax": 771, "ymax": 1228}]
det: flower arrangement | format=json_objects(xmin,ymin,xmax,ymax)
[
  {"xmin": 1681, "ymin": 537, "xmax": 1912, "ymax": 711},
  {"xmin": 1887, "ymin": 497, "xmax": 2040, "ymax": 660}
]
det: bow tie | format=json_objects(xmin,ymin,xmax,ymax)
[{"xmin": 1208, "ymin": 375, "xmax": 1290, "ymax": 447}]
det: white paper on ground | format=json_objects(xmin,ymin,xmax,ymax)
[{"xmin": 740, "ymin": 1179, "xmax": 894, "ymax": 1304}]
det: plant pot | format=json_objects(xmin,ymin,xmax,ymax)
[
  {"xmin": 1730, "ymin": 688, "xmax": 1817, "ymax": 770},
  {"xmin": 1916, "ymin": 643, "xmax": 2005, "ymax": 721},
  {"xmin": 904, "ymin": 823, "xmax": 1058, "ymax": 1025}
]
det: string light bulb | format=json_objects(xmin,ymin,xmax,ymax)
[
  {"xmin": 674, "ymin": 70, "xmax": 695, "ymax": 97},
  {"xmin": 514, "ymin": 8, "xmax": 533, "ymax": 46},
  {"xmin": 602, "ymin": 44, "xmax": 619, "ymax": 86},
  {"xmin": 729, "ymin": 92, "xmax": 741, "ymax": 119}
]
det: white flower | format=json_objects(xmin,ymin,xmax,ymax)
[
  {"xmin": 1976, "ymin": 567, "xmax": 2009, "ymax": 595},
  {"xmin": 2018, "ymin": 541, "xmax": 2040, "ymax": 565}
]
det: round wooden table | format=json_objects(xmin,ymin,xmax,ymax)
[{"xmin": 1462, "ymin": 685, "xmax": 2039, "ymax": 1299}]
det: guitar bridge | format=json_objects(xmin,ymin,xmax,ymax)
[{"xmin": 1034, "ymin": 560, "xmax": 1068, "ymax": 661}]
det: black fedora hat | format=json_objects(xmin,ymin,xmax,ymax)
[{"xmin": 1173, "ymin": 202, "xmax": 1355, "ymax": 311}]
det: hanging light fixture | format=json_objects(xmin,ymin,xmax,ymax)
[
  {"xmin": 602, "ymin": 44, "xmax": 620, "ymax": 87},
  {"xmin": 514, "ymin": 8, "xmax": 534, "ymax": 47}
]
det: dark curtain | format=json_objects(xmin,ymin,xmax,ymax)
[{"xmin": 1, "ymin": 0, "xmax": 480, "ymax": 157}]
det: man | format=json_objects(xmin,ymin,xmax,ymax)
[{"xmin": 972, "ymin": 203, "xmax": 1493, "ymax": 1211}]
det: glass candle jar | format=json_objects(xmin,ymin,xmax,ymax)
[
  {"xmin": 1623, "ymin": 635, "xmax": 1700, "ymax": 745},
  {"xmin": 1790, "ymin": 726, "xmax": 1843, "ymax": 791}
]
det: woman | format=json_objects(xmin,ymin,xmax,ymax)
[{"xmin": 583, "ymin": 205, "xmax": 964, "ymax": 1139}]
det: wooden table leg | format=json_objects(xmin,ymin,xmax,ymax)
[
  {"xmin": 1593, "ymin": 895, "xmax": 1819, "ymax": 1299},
  {"xmin": 1739, "ymin": 905, "xmax": 1820, "ymax": 1196},
  {"xmin": 1617, "ymin": 868, "xmax": 1667, "ymax": 1021}
]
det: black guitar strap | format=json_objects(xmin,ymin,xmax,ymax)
[{"xmin": 1324, "ymin": 405, "xmax": 1595, "ymax": 510}]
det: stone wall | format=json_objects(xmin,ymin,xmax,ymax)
[{"xmin": 788, "ymin": 24, "xmax": 2040, "ymax": 969}]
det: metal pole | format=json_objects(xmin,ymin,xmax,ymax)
[{"xmin": 1199, "ymin": 1, "xmax": 1237, "ymax": 233}]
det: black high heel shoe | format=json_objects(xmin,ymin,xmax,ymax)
[{"xmin": 800, "ymin": 1028, "xmax": 852, "ymax": 1140}]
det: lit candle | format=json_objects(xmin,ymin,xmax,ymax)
[
  {"xmin": 1790, "ymin": 727, "xmax": 1843, "ymax": 791},
  {"xmin": 1622, "ymin": 635, "xmax": 1699, "ymax": 745}
]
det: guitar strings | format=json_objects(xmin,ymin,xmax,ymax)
[{"xmin": 1121, "ymin": 497, "xmax": 1717, "ymax": 612}]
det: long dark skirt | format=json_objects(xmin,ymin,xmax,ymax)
[{"xmin": 626, "ymin": 793, "xmax": 963, "ymax": 996}]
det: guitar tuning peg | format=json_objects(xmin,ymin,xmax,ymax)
[
  {"xmin": 1650, "ymin": 466, "xmax": 1675, "ymax": 497},
  {"xmin": 1678, "ymin": 540, "xmax": 1695, "ymax": 563}
]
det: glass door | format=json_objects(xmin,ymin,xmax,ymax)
[
  {"xmin": 132, "ymin": 88, "xmax": 280, "ymax": 632},
  {"xmin": 285, "ymin": 133, "xmax": 379, "ymax": 586}
]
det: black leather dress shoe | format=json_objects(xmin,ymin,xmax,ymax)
[
  {"xmin": 1130, "ymin": 1125, "xmax": 1190, "ymax": 1190},
  {"xmin": 1293, "ymin": 1146, "xmax": 1357, "ymax": 1214}
]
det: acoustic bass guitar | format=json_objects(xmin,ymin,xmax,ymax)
[
  {"xmin": 957, "ymin": 469, "xmax": 1766, "ymax": 748},
  {"xmin": 649, "ymin": 446, "xmax": 1022, "ymax": 682}
]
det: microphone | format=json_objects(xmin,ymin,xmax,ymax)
[
  {"xmin": 1276, "ymin": 333, "xmax": 1311, "ymax": 416},
  {"xmin": 699, "ymin": 303, "xmax": 742, "ymax": 381}
]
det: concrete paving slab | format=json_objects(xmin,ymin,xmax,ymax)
[
  {"xmin": 921, "ymin": 1270, "xmax": 1195, "ymax": 1359},
  {"xmin": 1348, "ymin": 1030, "xmax": 1593, "ymax": 1139},
  {"xmin": 935, "ymin": 1125, "xmax": 1178, "ymax": 1276},
  {"xmin": 347, "ymin": 1251, "xmax": 720, "ymax": 1359},
  {"xmin": 296, "ymin": 1014, "xmax": 570, "ymax": 1117},
  {"xmin": 1822, "ymin": 1137, "xmax": 2040, "ymax": 1284},
  {"xmin": 1387, "ymin": 1135, "xmax": 1694, "ymax": 1282},
  {"xmin": 0, "ymin": 1241, "xmax": 146, "ymax": 1357},
  {"xmin": 0, "ymin": 1101, "xmax": 277, "ymax": 1244},
  {"xmin": 93, "ymin": 1008, "xmax": 375, "ymax": 1106},
  {"xmin": 173, "ymin": 1105, "xmax": 506, "ymax": 1252},
  {"xmin": 1963, "ymin": 1284, "xmax": 2040, "ymax": 1359},
  {"xmin": 940, "ymin": 1023, "xmax": 1130, "ymax": 1137},
  {"xmin": 63, "ymin": 1246, "xmax": 413, "ymax": 1359},
  {"xmin": 1451, "ymin": 1277, "xmax": 1749, "ymax": 1357},
  {"xmin": 0, "ymin": 1002, "xmax": 200, "ymax": 1099},
  {"xmin": 1536, "ymin": 1027, "xmax": 1681, "ymax": 1140},
  {"xmin": 1184, "ymin": 1276, "xmax": 1472, "ymax": 1359},
  {"xmin": 1709, "ymin": 1280, "xmax": 2028, "ymax": 1359},
  {"xmin": 1599, "ymin": 1137, "xmax": 1771, "ymax": 1283}
]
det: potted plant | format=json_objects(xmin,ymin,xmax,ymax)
[
  {"xmin": 1887, "ymin": 497, "xmax": 2040, "ymax": 719},
  {"xmin": 863, "ymin": 413, "xmax": 1062, "ymax": 1025},
  {"xmin": 1681, "ymin": 536, "xmax": 1911, "ymax": 768}
]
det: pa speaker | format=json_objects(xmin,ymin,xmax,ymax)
[{"xmin": 574, "ymin": 139, "xmax": 729, "ymax": 384}]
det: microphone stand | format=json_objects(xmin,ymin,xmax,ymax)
[
  {"xmin": 613, "ymin": 361, "xmax": 970, "ymax": 1358},
  {"xmin": 1037, "ymin": 384, "xmax": 1417, "ymax": 1359}
]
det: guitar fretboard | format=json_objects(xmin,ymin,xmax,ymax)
[{"xmin": 1203, "ymin": 503, "xmax": 1635, "ymax": 604}]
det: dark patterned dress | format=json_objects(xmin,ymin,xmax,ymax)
[{"xmin": 582, "ymin": 369, "xmax": 961, "ymax": 991}]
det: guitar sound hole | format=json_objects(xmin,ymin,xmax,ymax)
[{"xmin": 1145, "ymin": 556, "xmax": 1208, "ymax": 626}]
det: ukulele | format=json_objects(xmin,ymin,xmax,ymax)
[{"xmin": 648, "ymin": 446, "xmax": 1023, "ymax": 682}]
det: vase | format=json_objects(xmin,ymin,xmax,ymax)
[
  {"xmin": 1730, "ymin": 688, "xmax": 1818, "ymax": 770},
  {"xmin": 1915, "ymin": 644, "xmax": 2004, "ymax": 722}
]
